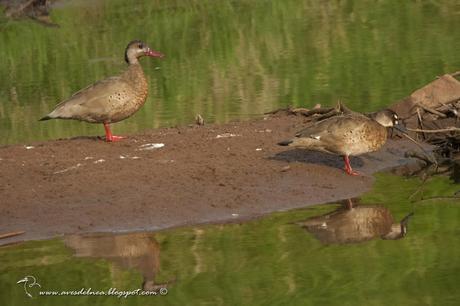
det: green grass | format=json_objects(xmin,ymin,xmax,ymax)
[{"xmin": 1, "ymin": 0, "xmax": 460, "ymax": 144}]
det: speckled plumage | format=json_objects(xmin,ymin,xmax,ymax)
[
  {"xmin": 45, "ymin": 64, "xmax": 148, "ymax": 124},
  {"xmin": 40, "ymin": 40, "xmax": 163, "ymax": 142},
  {"xmin": 292, "ymin": 114, "xmax": 388, "ymax": 156},
  {"xmin": 279, "ymin": 109, "xmax": 400, "ymax": 175}
]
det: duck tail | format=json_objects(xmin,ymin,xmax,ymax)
[
  {"xmin": 39, "ymin": 115, "xmax": 52, "ymax": 121},
  {"xmin": 278, "ymin": 139, "xmax": 293, "ymax": 146}
]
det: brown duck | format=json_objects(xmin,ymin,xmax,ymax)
[
  {"xmin": 278, "ymin": 109, "xmax": 403, "ymax": 175},
  {"xmin": 39, "ymin": 40, "xmax": 164, "ymax": 142}
]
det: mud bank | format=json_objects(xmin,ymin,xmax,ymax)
[{"xmin": 0, "ymin": 113, "xmax": 424, "ymax": 244}]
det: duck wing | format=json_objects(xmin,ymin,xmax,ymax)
[
  {"xmin": 47, "ymin": 76, "xmax": 133, "ymax": 123},
  {"xmin": 295, "ymin": 115, "xmax": 363, "ymax": 138},
  {"xmin": 291, "ymin": 115, "xmax": 371, "ymax": 154}
]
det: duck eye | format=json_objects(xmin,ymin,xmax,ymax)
[{"xmin": 138, "ymin": 44, "xmax": 143, "ymax": 49}]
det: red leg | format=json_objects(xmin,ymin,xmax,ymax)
[
  {"xmin": 343, "ymin": 155, "xmax": 360, "ymax": 176},
  {"xmin": 345, "ymin": 198, "xmax": 354, "ymax": 209},
  {"xmin": 103, "ymin": 123, "xmax": 124, "ymax": 142}
]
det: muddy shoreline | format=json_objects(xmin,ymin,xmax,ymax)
[{"xmin": 0, "ymin": 113, "xmax": 425, "ymax": 245}]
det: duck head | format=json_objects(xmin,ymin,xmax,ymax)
[
  {"xmin": 371, "ymin": 109, "xmax": 407, "ymax": 133},
  {"xmin": 125, "ymin": 40, "xmax": 164, "ymax": 64}
]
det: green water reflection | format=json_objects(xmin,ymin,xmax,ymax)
[
  {"xmin": 1, "ymin": 174, "xmax": 459, "ymax": 305},
  {"xmin": 1, "ymin": 0, "xmax": 460, "ymax": 144}
]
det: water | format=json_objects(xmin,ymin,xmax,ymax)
[
  {"xmin": 1, "ymin": 0, "xmax": 460, "ymax": 144},
  {"xmin": 1, "ymin": 174, "xmax": 459, "ymax": 305},
  {"xmin": 1, "ymin": 1, "xmax": 459, "ymax": 305}
]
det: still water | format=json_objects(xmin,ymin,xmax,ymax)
[
  {"xmin": 1, "ymin": 174, "xmax": 459, "ymax": 305},
  {"xmin": 1, "ymin": 1, "xmax": 460, "ymax": 305},
  {"xmin": 1, "ymin": 0, "xmax": 460, "ymax": 144}
]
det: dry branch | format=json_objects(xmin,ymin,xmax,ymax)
[
  {"xmin": 407, "ymin": 127, "xmax": 460, "ymax": 133},
  {"xmin": 0, "ymin": 231, "xmax": 25, "ymax": 240},
  {"xmin": 415, "ymin": 103, "xmax": 447, "ymax": 118}
]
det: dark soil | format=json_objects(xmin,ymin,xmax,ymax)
[{"xmin": 0, "ymin": 113, "xmax": 424, "ymax": 244}]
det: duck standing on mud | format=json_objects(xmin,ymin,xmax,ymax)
[
  {"xmin": 39, "ymin": 40, "xmax": 164, "ymax": 142},
  {"xmin": 278, "ymin": 109, "xmax": 404, "ymax": 175}
]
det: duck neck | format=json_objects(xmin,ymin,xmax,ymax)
[
  {"xmin": 127, "ymin": 57, "xmax": 139, "ymax": 65},
  {"xmin": 125, "ymin": 63, "xmax": 147, "ymax": 92}
]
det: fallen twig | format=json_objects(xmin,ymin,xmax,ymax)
[
  {"xmin": 290, "ymin": 107, "xmax": 310, "ymax": 113},
  {"xmin": 298, "ymin": 107, "xmax": 334, "ymax": 117},
  {"xmin": 416, "ymin": 107, "xmax": 426, "ymax": 140},
  {"xmin": 415, "ymin": 103, "xmax": 447, "ymax": 118},
  {"xmin": 399, "ymin": 132, "xmax": 438, "ymax": 166},
  {"xmin": 415, "ymin": 196, "xmax": 460, "ymax": 203},
  {"xmin": 0, "ymin": 231, "xmax": 25, "ymax": 240},
  {"xmin": 407, "ymin": 127, "xmax": 460, "ymax": 133}
]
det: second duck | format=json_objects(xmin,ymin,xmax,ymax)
[{"xmin": 278, "ymin": 109, "xmax": 403, "ymax": 175}]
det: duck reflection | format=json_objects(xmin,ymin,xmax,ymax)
[
  {"xmin": 64, "ymin": 232, "xmax": 171, "ymax": 291},
  {"xmin": 297, "ymin": 199, "xmax": 413, "ymax": 244}
]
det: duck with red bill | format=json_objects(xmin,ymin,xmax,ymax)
[{"xmin": 40, "ymin": 40, "xmax": 164, "ymax": 142}]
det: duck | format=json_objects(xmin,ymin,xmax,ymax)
[
  {"xmin": 39, "ymin": 40, "xmax": 164, "ymax": 142},
  {"xmin": 278, "ymin": 109, "xmax": 404, "ymax": 175}
]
